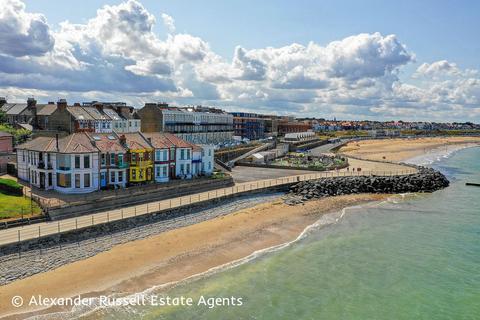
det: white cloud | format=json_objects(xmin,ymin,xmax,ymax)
[
  {"xmin": 161, "ymin": 13, "xmax": 176, "ymax": 34},
  {"xmin": 0, "ymin": 0, "xmax": 54, "ymax": 57},
  {"xmin": 0, "ymin": 0, "xmax": 479, "ymax": 122}
]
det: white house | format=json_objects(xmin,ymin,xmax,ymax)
[{"xmin": 17, "ymin": 133, "xmax": 100, "ymax": 194}]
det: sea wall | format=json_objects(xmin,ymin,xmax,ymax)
[{"xmin": 285, "ymin": 167, "xmax": 449, "ymax": 205}]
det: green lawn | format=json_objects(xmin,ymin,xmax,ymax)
[{"xmin": 0, "ymin": 192, "xmax": 42, "ymax": 220}]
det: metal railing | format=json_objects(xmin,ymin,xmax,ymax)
[{"xmin": 0, "ymin": 168, "xmax": 417, "ymax": 247}]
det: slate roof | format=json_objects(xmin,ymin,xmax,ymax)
[
  {"xmin": 16, "ymin": 137, "xmax": 56, "ymax": 152},
  {"xmin": 36, "ymin": 104, "xmax": 57, "ymax": 116},
  {"xmin": 102, "ymin": 108, "xmax": 124, "ymax": 121},
  {"xmin": 2, "ymin": 103, "xmax": 28, "ymax": 115},
  {"xmin": 66, "ymin": 106, "xmax": 94, "ymax": 121},
  {"xmin": 87, "ymin": 133, "xmax": 127, "ymax": 153}
]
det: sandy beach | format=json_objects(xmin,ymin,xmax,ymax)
[
  {"xmin": 0, "ymin": 194, "xmax": 388, "ymax": 318},
  {"xmin": 339, "ymin": 136, "xmax": 480, "ymax": 162},
  {"xmin": 1, "ymin": 136, "xmax": 478, "ymax": 319}
]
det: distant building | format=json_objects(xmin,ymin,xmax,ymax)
[
  {"xmin": 82, "ymin": 101, "xmax": 141, "ymax": 133},
  {"xmin": 0, "ymin": 132, "xmax": 14, "ymax": 153},
  {"xmin": 46, "ymin": 100, "xmax": 140, "ymax": 134},
  {"xmin": 230, "ymin": 112, "xmax": 266, "ymax": 140},
  {"xmin": 0, "ymin": 131, "xmax": 14, "ymax": 174},
  {"xmin": 278, "ymin": 119, "xmax": 312, "ymax": 135},
  {"xmin": 35, "ymin": 102, "xmax": 57, "ymax": 130},
  {"xmin": 137, "ymin": 103, "xmax": 234, "ymax": 144},
  {"xmin": 0, "ymin": 98, "xmax": 37, "ymax": 126}
]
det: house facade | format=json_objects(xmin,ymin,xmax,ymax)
[
  {"xmin": 89, "ymin": 133, "xmax": 128, "ymax": 189},
  {"xmin": 120, "ymin": 133, "xmax": 154, "ymax": 184},
  {"xmin": 17, "ymin": 133, "xmax": 100, "ymax": 193}
]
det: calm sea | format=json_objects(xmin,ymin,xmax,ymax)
[{"xmin": 44, "ymin": 146, "xmax": 480, "ymax": 320}]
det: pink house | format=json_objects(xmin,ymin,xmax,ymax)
[
  {"xmin": 0, "ymin": 132, "xmax": 13, "ymax": 153},
  {"xmin": 0, "ymin": 131, "xmax": 14, "ymax": 173}
]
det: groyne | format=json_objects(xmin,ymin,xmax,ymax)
[{"xmin": 285, "ymin": 166, "xmax": 449, "ymax": 205}]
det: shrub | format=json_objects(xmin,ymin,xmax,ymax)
[{"xmin": 0, "ymin": 178, "xmax": 23, "ymax": 195}]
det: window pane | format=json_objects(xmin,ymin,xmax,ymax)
[{"xmin": 84, "ymin": 173, "xmax": 90, "ymax": 187}]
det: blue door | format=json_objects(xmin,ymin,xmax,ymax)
[{"xmin": 100, "ymin": 172, "xmax": 107, "ymax": 187}]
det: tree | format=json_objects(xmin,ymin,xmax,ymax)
[{"xmin": 0, "ymin": 110, "xmax": 6, "ymax": 124}]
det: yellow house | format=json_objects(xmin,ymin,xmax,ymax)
[{"xmin": 119, "ymin": 133, "xmax": 154, "ymax": 183}]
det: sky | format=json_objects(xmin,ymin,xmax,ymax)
[{"xmin": 1, "ymin": 0, "xmax": 479, "ymax": 122}]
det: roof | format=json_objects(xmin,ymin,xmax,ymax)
[
  {"xmin": 0, "ymin": 131, "xmax": 13, "ymax": 138},
  {"xmin": 4, "ymin": 103, "xmax": 28, "ymax": 115},
  {"xmin": 102, "ymin": 108, "xmax": 124, "ymax": 121},
  {"xmin": 142, "ymin": 132, "xmax": 194, "ymax": 149},
  {"xmin": 16, "ymin": 133, "xmax": 98, "ymax": 153},
  {"xmin": 1, "ymin": 103, "xmax": 15, "ymax": 112},
  {"xmin": 83, "ymin": 107, "xmax": 111, "ymax": 120},
  {"xmin": 66, "ymin": 106, "xmax": 113, "ymax": 121},
  {"xmin": 120, "ymin": 133, "xmax": 152, "ymax": 150},
  {"xmin": 36, "ymin": 104, "xmax": 57, "ymax": 116},
  {"xmin": 67, "ymin": 106, "xmax": 94, "ymax": 121},
  {"xmin": 57, "ymin": 133, "xmax": 99, "ymax": 153},
  {"xmin": 16, "ymin": 136, "xmax": 56, "ymax": 152},
  {"xmin": 87, "ymin": 133, "xmax": 127, "ymax": 153}
]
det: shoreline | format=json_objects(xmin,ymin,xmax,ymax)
[
  {"xmin": 1, "ymin": 137, "xmax": 478, "ymax": 319},
  {"xmin": 0, "ymin": 194, "xmax": 390, "ymax": 318}
]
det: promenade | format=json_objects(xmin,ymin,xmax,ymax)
[{"xmin": 0, "ymin": 167, "xmax": 416, "ymax": 248}]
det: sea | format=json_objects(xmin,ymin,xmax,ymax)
[{"xmin": 37, "ymin": 145, "xmax": 480, "ymax": 320}]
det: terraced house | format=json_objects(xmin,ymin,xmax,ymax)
[
  {"xmin": 120, "ymin": 133, "xmax": 154, "ymax": 184},
  {"xmin": 89, "ymin": 133, "xmax": 128, "ymax": 189}
]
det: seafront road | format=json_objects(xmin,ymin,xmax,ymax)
[{"xmin": 0, "ymin": 167, "xmax": 416, "ymax": 248}]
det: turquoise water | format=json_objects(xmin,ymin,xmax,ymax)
[{"xmin": 79, "ymin": 147, "xmax": 480, "ymax": 320}]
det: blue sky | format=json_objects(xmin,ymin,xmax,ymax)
[{"xmin": 2, "ymin": 0, "xmax": 480, "ymax": 121}]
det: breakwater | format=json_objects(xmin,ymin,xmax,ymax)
[{"xmin": 285, "ymin": 167, "xmax": 449, "ymax": 205}]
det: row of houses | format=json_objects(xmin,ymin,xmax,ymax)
[
  {"xmin": 16, "ymin": 132, "xmax": 214, "ymax": 194},
  {"xmin": 0, "ymin": 98, "xmax": 141, "ymax": 134}
]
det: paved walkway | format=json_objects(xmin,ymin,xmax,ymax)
[{"xmin": 0, "ymin": 166, "xmax": 417, "ymax": 248}]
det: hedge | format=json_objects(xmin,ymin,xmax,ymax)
[{"xmin": 0, "ymin": 178, "xmax": 23, "ymax": 196}]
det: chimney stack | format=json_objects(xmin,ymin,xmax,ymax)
[
  {"xmin": 57, "ymin": 99, "xmax": 67, "ymax": 111},
  {"xmin": 119, "ymin": 134, "xmax": 127, "ymax": 146},
  {"xmin": 27, "ymin": 97, "xmax": 37, "ymax": 108},
  {"xmin": 0, "ymin": 97, "xmax": 7, "ymax": 106}
]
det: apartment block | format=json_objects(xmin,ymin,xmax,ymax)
[
  {"xmin": 137, "ymin": 103, "xmax": 234, "ymax": 144},
  {"xmin": 230, "ymin": 112, "xmax": 266, "ymax": 140}
]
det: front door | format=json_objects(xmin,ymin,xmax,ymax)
[
  {"xmin": 39, "ymin": 172, "xmax": 45, "ymax": 189},
  {"xmin": 100, "ymin": 172, "xmax": 107, "ymax": 188}
]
